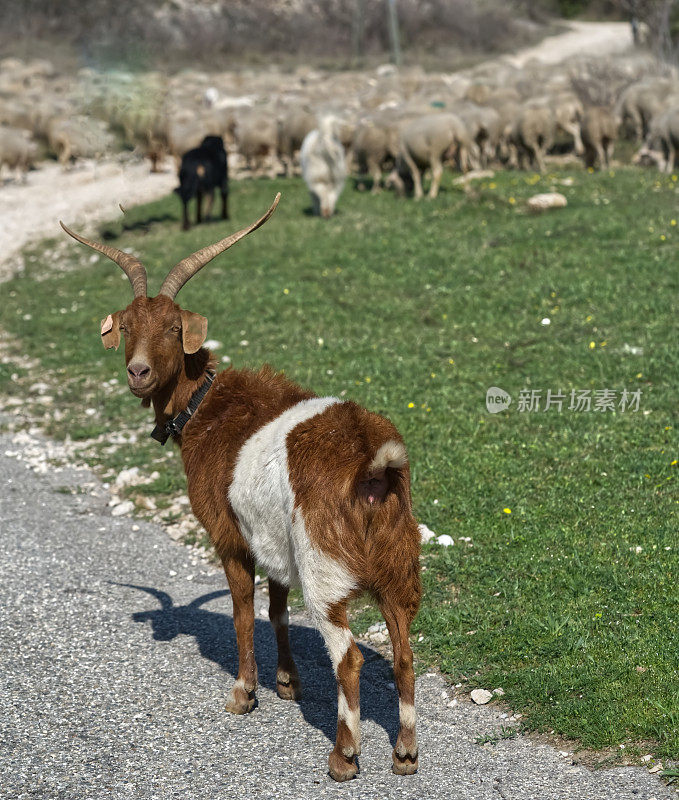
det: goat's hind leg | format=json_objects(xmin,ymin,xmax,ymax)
[
  {"xmin": 380, "ymin": 596, "xmax": 419, "ymax": 774},
  {"xmin": 223, "ymin": 552, "xmax": 258, "ymax": 714},
  {"xmin": 268, "ymin": 578, "xmax": 302, "ymax": 700},
  {"xmin": 313, "ymin": 600, "xmax": 363, "ymax": 782}
]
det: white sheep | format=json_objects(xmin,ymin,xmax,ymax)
[{"xmin": 300, "ymin": 116, "xmax": 346, "ymax": 218}]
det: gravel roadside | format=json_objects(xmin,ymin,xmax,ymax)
[{"xmin": 0, "ymin": 427, "xmax": 674, "ymax": 800}]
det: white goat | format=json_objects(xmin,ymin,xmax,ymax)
[{"xmin": 300, "ymin": 116, "xmax": 346, "ymax": 218}]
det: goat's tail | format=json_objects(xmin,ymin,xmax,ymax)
[{"xmin": 356, "ymin": 438, "xmax": 409, "ymax": 508}]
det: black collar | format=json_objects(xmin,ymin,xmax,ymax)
[{"xmin": 150, "ymin": 370, "xmax": 216, "ymax": 445}]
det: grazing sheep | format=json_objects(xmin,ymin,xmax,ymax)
[
  {"xmin": 617, "ymin": 78, "xmax": 676, "ymax": 141},
  {"xmin": 167, "ymin": 115, "xmax": 211, "ymax": 170},
  {"xmin": 46, "ymin": 116, "xmax": 114, "ymax": 167},
  {"xmin": 0, "ymin": 127, "xmax": 38, "ymax": 182},
  {"xmin": 351, "ymin": 111, "xmax": 402, "ymax": 193},
  {"xmin": 278, "ymin": 106, "xmax": 317, "ymax": 177},
  {"xmin": 234, "ymin": 110, "xmax": 280, "ymax": 177},
  {"xmin": 507, "ymin": 106, "xmax": 556, "ymax": 173},
  {"xmin": 636, "ymin": 107, "xmax": 679, "ymax": 173},
  {"xmin": 456, "ymin": 103, "xmax": 502, "ymax": 168},
  {"xmin": 301, "ymin": 116, "xmax": 347, "ymax": 218},
  {"xmin": 580, "ymin": 107, "xmax": 619, "ymax": 170},
  {"xmin": 398, "ymin": 113, "xmax": 476, "ymax": 200}
]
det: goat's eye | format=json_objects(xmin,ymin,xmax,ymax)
[
  {"xmin": 170, "ymin": 325, "xmax": 181, "ymax": 333},
  {"xmin": 119, "ymin": 324, "xmax": 127, "ymax": 332}
]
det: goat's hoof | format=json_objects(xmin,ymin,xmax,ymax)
[
  {"xmin": 392, "ymin": 742, "xmax": 419, "ymax": 775},
  {"xmin": 328, "ymin": 750, "xmax": 358, "ymax": 782},
  {"xmin": 224, "ymin": 684, "xmax": 256, "ymax": 715},
  {"xmin": 276, "ymin": 669, "xmax": 302, "ymax": 701}
]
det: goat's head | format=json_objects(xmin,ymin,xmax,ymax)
[{"xmin": 60, "ymin": 194, "xmax": 280, "ymax": 400}]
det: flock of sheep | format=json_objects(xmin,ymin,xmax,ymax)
[{"xmin": 1, "ymin": 51, "xmax": 679, "ymax": 217}]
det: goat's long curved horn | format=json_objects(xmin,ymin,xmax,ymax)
[
  {"xmin": 60, "ymin": 221, "xmax": 147, "ymax": 298},
  {"xmin": 158, "ymin": 193, "xmax": 281, "ymax": 300}
]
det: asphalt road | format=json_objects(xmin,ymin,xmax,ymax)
[{"xmin": 0, "ymin": 431, "xmax": 673, "ymax": 800}]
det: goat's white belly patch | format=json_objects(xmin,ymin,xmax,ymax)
[{"xmin": 228, "ymin": 397, "xmax": 339, "ymax": 587}]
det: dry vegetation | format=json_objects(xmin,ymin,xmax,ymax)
[{"xmin": 1, "ymin": 0, "xmax": 545, "ymax": 69}]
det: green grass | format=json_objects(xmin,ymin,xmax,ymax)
[
  {"xmin": 475, "ymin": 726, "xmax": 519, "ymax": 746},
  {"xmin": 1, "ymin": 167, "xmax": 677, "ymax": 758}
]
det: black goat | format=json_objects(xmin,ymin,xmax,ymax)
[{"xmin": 175, "ymin": 136, "xmax": 229, "ymax": 231}]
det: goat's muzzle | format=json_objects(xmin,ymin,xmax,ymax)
[{"xmin": 127, "ymin": 361, "xmax": 154, "ymax": 395}]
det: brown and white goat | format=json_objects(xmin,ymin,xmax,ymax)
[{"xmin": 60, "ymin": 195, "xmax": 421, "ymax": 782}]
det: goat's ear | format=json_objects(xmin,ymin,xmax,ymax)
[
  {"xmin": 180, "ymin": 309, "xmax": 208, "ymax": 354},
  {"xmin": 100, "ymin": 312, "xmax": 121, "ymax": 350}
]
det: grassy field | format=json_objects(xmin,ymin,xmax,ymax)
[{"xmin": 1, "ymin": 166, "xmax": 677, "ymax": 759}]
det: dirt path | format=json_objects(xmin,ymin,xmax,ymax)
[
  {"xmin": 0, "ymin": 158, "xmax": 175, "ymax": 283},
  {"xmin": 505, "ymin": 20, "xmax": 632, "ymax": 68}
]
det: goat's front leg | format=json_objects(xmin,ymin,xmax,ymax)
[
  {"xmin": 268, "ymin": 578, "xmax": 302, "ymax": 700},
  {"xmin": 317, "ymin": 602, "xmax": 363, "ymax": 781},
  {"xmin": 203, "ymin": 189, "xmax": 214, "ymax": 220},
  {"xmin": 223, "ymin": 554, "xmax": 258, "ymax": 714},
  {"xmin": 196, "ymin": 190, "xmax": 204, "ymax": 225},
  {"xmin": 380, "ymin": 599, "xmax": 418, "ymax": 775}
]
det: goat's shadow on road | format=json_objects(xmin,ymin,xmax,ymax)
[{"xmin": 115, "ymin": 583, "xmax": 399, "ymax": 748}]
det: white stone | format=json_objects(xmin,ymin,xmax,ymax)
[
  {"xmin": 136, "ymin": 496, "xmax": 156, "ymax": 510},
  {"xmin": 437, "ymin": 534, "xmax": 455, "ymax": 547},
  {"xmin": 114, "ymin": 467, "xmax": 141, "ymax": 488},
  {"xmin": 418, "ymin": 523, "xmax": 437, "ymax": 543},
  {"xmin": 622, "ymin": 343, "xmax": 644, "ymax": 356},
  {"xmin": 204, "ymin": 339, "xmax": 222, "ymax": 349},
  {"xmin": 470, "ymin": 689, "xmax": 493, "ymax": 705},
  {"xmin": 541, "ymin": 317, "xmax": 551, "ymax": 326},
  {"xmin": 528, "ymin": 192, "xmax": 567, "ymax": 211},
  {"xmin": 166, "ymin": 525, "xmax": 184, "ymax": 541},
  {"xmin": 111, "ymin": 500, "xmax": 134, "ymax": 517}
]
